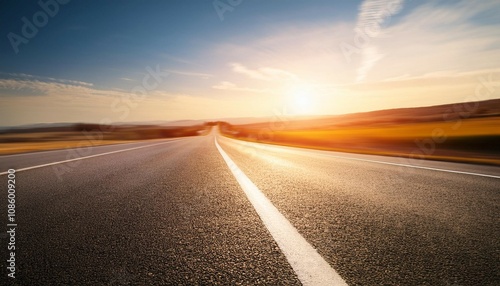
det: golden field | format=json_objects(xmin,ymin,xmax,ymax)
[
  {"xmin": 0, "ymin": 124, "xmax": 211, "ymax": 155},
  {"xmin": 220, "ymin": 99, "xmax": 500, "ymax": 166}
]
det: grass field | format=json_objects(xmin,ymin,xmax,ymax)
[
  {"xmin": 220, "ymin": 100, "xmax": 500, "ymax": 166},
  {"xmin": 0, "ymin": 140, "xmax": 139, "ymax": 155},
  {"xmin": 0, "ymin": 124, "xmax": 211, "ymax": 155}
]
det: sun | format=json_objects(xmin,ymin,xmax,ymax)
[{"xmin": 288, "ymin": 85, "xmax": 316, "ymax": 115}]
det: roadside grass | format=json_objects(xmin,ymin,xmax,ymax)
[
  {"xmin": 0, "ymin": 124, "xmax": 211, "ymax": 155},
  {"xmin": 220, "ymin": 117, "xmax": 500, "ymax": 166},
  {"xmin": 0, "ymin": 140, "xmax": 138, "ymax": 155}
]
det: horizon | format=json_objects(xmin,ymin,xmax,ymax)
[
  {"xmin": 2, "ymin": 96, "xmax": 499, "ymax": 130},
  {"xmin": 1, "ymin": 0, "xmax": 500, "ymax": 126}
]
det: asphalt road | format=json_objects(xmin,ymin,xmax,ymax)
[{"xmin": 0, "ymin": 129, "xmax": 499, "ymax": 285}]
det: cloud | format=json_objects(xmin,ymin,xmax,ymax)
[
  {"xmin": 231, "ymin": 63, "xmax": 266, "ymax": 80},
  {"xmin": 0, "ymin": 75, "xmax": 216, "ymax": 125},
  {"xmin": 0, "ymin": 76, "xmax": 278, "ymax": 126},
  {"xmin": 212, "ymin": 81, "xmax": 237, "ymax": 90},
  {"xmin": 3, "ymin": 73, "xmax": 94, "ymax": 87},
  {"xmin": 165, "ymin": 70, "xmax": 212, "ymax": 79},
  {"xmin": 371, "ymin": 0, "xmax": 500, "ymax": 80},
  {"xmin": 0, "ymin": 76, "xmax": 139, "ymax": 99},
  {"xmin": 212, "ymin": 81, "xmax": 270, "ymax": 94},
  {"xmin": 0, "ymin": 78, "xmax": 94, "ymax": 98},
  {"xmin": 354, "ymin": 0, "xmax": 404, "ymax": 82},
  {"xmin": 230, "ymin": 63, "xmax": 297, "ymax": 81}
]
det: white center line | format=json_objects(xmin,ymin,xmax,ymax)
[
  {"xmin": 215, "ymin": 138, "xmax": 348, "ymax": 286},
  {"xmin": 0, "ymin": 139, "xmax": 182, "ymax": 176}
]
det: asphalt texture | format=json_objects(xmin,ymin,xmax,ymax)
[
  {"xmin": 0, "ymin": 135, "xmax": 300, "ymax": 285},
  {"xmin": 217, "ymin": 136, "xmax": 500, "ymax": 286},
  {"xmin": 0, "ymin": 130, "xmax": 499, "ymax": 285}
]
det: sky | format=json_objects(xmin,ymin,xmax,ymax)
[{"xmin": 0, "ymin": 0, "xmax": 499, "ymax": 127}]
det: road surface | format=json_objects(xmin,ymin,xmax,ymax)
[{"xmin": 0, "ymin": 129, "xmax": 499, "ymax": 285}]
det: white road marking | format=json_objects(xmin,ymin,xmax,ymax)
[
  {"xmin": 0, "ymin": 139, "xmax": 171, "ymax": 157},
  {"xmin": 222, "ymin": 136, "xmax": 500, "ymax": 179},
  {"xmin": 323, "ymin": 154, "xmax": 500, "ymax": 179},
  {"xmin": 0, "ymin": 139, "xmax": 182, "ymax": 176},
  {"xmin": 215, "ymin": 138, "xmax": 348, "ymax": 286}
]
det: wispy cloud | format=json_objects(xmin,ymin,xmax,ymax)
[
  {"xmin": 354, "ymin": 0, "xmax": 404, "ymax": 82},
  {"xmin": 372, "ymin": 0, "xmax": 500, "ymax": 80},
  {"xmin": 0, "ymin": 78, "xmax": 94, "ymax": 98},
  {"xmin": 165, "ymin": 70, "xmax": 212, "ymax": 79},
  {"xmin": 212, "ymin": 81, "xmax": 236, "ymax": 90},
  {"xmin": 0, "ymin": 75, "xmax": 184, "ymax": 100},
  {"xmin": 119, "ymin": 77, "xmax": 135, "ymax": 81},
  {"xmin": 230, "ymin": 63, "xmax": 297, "ymax": 81},
  {"xmin": 3, "ymin": 73, "xmax": 94, "ymax": 87},
  {"xmin": 212, "ymin": 81, "xmax": 270, "ymax": 94},
  {"xmin": 0, "ymin": 76, "xmax": 139, "ymax": 99},
  {"xmin": 0, "ymin": 75, "xmax": 276, "ymax": 126}
]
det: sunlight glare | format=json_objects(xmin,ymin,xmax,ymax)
[{"xmin": 288, "ymin": 85, "xmax": 316, "ymax": 115}]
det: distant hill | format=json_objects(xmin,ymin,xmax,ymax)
[
  {"xmin": 230, "ymin": 98, "xmax": 500, "ymax": 130},
  {"xmin": 220, "ymin": 98, "xmax": 500, "ymax": 166},
  {"xmin": 0, "ymin": 120, "xmax": 206, "ymax": 134}
]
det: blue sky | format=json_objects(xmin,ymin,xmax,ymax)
[
  {"xmin": 1, "ymin": 1, "xmax": 355, "ymax": 88},
  {"xmin": 1, "ymin": 0, "xmax": 499, "ymax": 126}
]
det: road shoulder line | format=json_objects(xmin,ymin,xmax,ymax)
[
  {"xmin": 0, "ymin": 139, "xmax": 182, "ymax": 176},
  {"xmin": 222, "ymin": 136, "xmax": 500, "ymax": 179}
]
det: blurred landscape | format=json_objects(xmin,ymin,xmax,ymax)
[
  {"xmin": 2, "ymin": 99, "xmax": 499, "ymax": 165},
  {"xmin": 220, "ymin": 99, "xmax": 500, "ymax": 166},
  {"xmin": 0, "ymin": 123, "xmax": 211, "ymax": 155}
]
